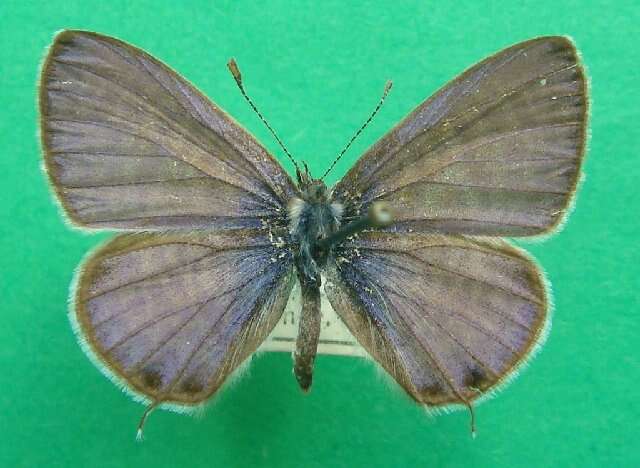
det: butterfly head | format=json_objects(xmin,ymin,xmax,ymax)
[
  {"xmin": 295, "ymin": 161, "xmax": 329, "ymax": 202},
  {"xmin": 302, "ymin": 179, "xmax": 329, "ymax": 203}
]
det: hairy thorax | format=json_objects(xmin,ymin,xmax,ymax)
[{"xmin": 287, "ymin": 179, "xmax": 343, "ymax": 285}]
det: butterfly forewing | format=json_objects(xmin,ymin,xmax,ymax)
[
  {"xmin": 39, "ymin": 30, "xmax": 295, "ymax": 230},
  {"xmin": 73, "ymin": 230, "xmax": 294, "ymax": 406},
  {"xmin": 325, "ymin": 233, "xmax": 547, "ymax": 407},
  {"xmin": 333, "ymin": 36, "xmax": 587, "ymax": 237}
]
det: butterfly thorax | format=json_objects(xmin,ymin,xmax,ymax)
[{"xmin": 288, "ymin": 179, "xmax": 343, "ymax": 286}]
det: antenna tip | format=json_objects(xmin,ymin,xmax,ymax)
[
  {"xmin": 227, "ymin": 58, "xmax": 242, "ymax": 85},
  {"xmin": 384, "ymin": 80, "xmax": 393, "ymax": 93}
]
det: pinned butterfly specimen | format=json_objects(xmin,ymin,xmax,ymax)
[{"xmin": 39, "ymin": 30, "xmax": 588, "ymax": 436}]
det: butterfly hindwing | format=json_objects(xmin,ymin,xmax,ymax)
[
  {"xmin": 324, "ymin": 232, "xmax": 547, "ymax": 407},
  {"xmin": 39, "ymin": 30, "xmax": 295, "ymax": 230},
  {"xmin": 333, "ymin": 36, "xmax": 587, "ymax": 237},
  {"xmin": 73, "ymin": 230, "xmax": 294, "ymax": 406}
]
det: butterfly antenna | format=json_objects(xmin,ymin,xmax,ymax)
[
  {"xmin": 227, "ymin": 58, "xmax": 300, "ymax": 172},
  {"xmin": 321, "ymin": 80, "xmax": 393, "ymax": 180}
]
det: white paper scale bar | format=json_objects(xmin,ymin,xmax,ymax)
[{"xmin": 260, "ymin": 280, "xmax": 368, "ymax": 358}]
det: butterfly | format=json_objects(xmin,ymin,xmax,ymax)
[{"xmin": 39, "ymin": 30, "xmax": 588, "ymax": 436}]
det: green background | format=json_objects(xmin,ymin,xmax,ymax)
[{"xmin": 1, "ymin": 1, "xmax": 638, "ymax": 467}]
